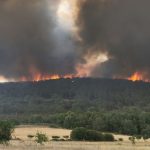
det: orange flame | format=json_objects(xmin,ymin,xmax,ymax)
[
  {"xmin": 128, "ymin": 72, "xmax": 149, "ymax": 82},
  {"xmin": 20, "ymin": 74, "xmax": 76, "ymax": 82},
  {"xmin": 128, "ymin": 72, "xmax": 143, "ymax": 81},
  {"xmin": 18, "ymin": 65, "xmax": 77, "ymax": 82}
]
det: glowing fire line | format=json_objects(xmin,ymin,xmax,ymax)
[
  {"xmin": 20, "ymin": 74, "xmax": 77, "ymax": 82},
  {"xmin": 128, "ymin": 72, "xmax": 143, "ymax": 81},
  {"xmin": 128, "ymin": 72, "xmax": 149, "ymax": 82}
]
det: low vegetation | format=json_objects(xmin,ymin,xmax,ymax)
[
  {"xmin": 0, "ymin": 121, "xmax": 15, "ymax": 144},
  {"xmin": 71, "ymin": 127, "xmax": 114, "ymax": 141},
  {"xmin": 35, "ymin": 132, "xmax": 48, "ymax": 145},
  {"xmin": 52, "ymin": 136, "xmax": 60, "ymax": 141}
]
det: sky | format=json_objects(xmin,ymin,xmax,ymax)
[{"xmin": 0, "ymin": 0, "xmax": 149, "ymax": 82}]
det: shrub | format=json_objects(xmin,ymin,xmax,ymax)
[
  {"xmin": 27, "ymin": 134, "xmax": 34, "ymax": 139},
  {"xmin": 0, "ymin": 121, "xmax": 15, "ymax": 143},
  {"xmin": 135, "ymin": 135, "xmax": 142, "ymax": 140},
  {"xmin": 63, "ymin": 135, "xmax": 69, "ymax": 139},
  {"xmin": 52, "ymin": 136, "xmax": 60, "ymax": 139},
  {"xmin": 70, "ymin": 128, "xmax": 114, "ymax": 142},
  {"xmin": 103, "ymin": 133, "xmax": 115, "ymax": 141},
  {"xmin": 85, "ymin": 130, "xmax": 104, "ymax": 141},
  {"xmin": 129, "ymin": 136, "xmax": 136, "ymax": 144},
  {"xmin": 118, "ymin": 138, "xmax": 123, "ymax": 141},
  {"xmin": 70, "ymin": 127, "xmax": 87, "ymax": 141},
  {"xmin": 52, "ymin": 136, "xmax": 60, "ymax": 141},
  {"xmin": 35, "ymin": 132, "xmax": 48, "ymax": 144}
]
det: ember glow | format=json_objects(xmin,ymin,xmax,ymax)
[
  {"xmin": 19, "ymin": 65, "xmax": 77, "ymax": 82},
  {"xmin": 20, "ymin": 74, "xmax": 76, "ymax": 82},
  {"xmin": 128, "ymin": 72, "xmax": 143, "ymax": 82},
  {"xmin": 128, "ymin": 72, "xmax": 149, "ymax": 82}
]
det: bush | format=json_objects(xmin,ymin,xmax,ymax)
[
  {"xmin": 103, "ymin": 133, "xmax": 115, "ymax": 141},
  {"xmin": 129, "ymin": 136, "xmax": 136, "ymax": 144},
  {"xmin": 70, "ymin": 128, "xmax": 114, "ymax": 142},
  {"xmin": 27, "ymin": 134, "xmax": 34, "ymax": 139},
  {"xmin": 118, "ymin": 138, "xmax": 123, "ymax": 141},
  {"xmin": 70, "ymin": 127, "xmax": 87, "ymax": 141},
  {"xmin": 52, "ymin": 136, "xmax": 60, "ymax": 139},
  {"xmin": 63, "ymin": 135, "xmax": 69, "ymax": 139},
  {"xmin": 85, "ymin": 130, "xmax": 104, "ymax": 141},
  {"xmin": 135, "ymin": 135, "xmax": 142, "ymax": 140},
  {"xmin": 0, "ymin": 121, "xmax": 15, "ymax": 143},
  {"xmin": 35, "ymin": 132, "xmax": 48, "ymax": 144},
  {"xmin": 52, "ymin": 136, "xmax": 60, "ymax": 141}
]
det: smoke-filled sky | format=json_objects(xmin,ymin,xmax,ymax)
[{"xmin": 0, "ymin": 0, "xmax": 150, "ymax": 81}]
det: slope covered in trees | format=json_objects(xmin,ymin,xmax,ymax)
[
  {"xmin": 0, "ymin": 78, "xmax": 150, "ymax": 136},
  {"xmin": 0, "ymin": 78, "xmax": 150, "ymax": 115}
]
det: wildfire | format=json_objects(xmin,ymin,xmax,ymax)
[
  {"xmin": 128, "ymin": 72, "xmax": 142, "ymax": 81},
  {"xmin": 18, "ymin": 65, "xmax": 77, "ymax": 82},
  {"xmin": 20, "ymin": 74, "xmax": 76, "ymax": 82},
  {"xmin": 128, "ymin": 72, "xmax": 149, "ymax": 82}
]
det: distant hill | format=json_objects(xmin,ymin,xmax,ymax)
[{"xmin": 0, "ymin": 78, "xmax": 150, "ymax": 117}]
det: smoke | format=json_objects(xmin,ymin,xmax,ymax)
[
  {"xmin": 0, "ymin": 0, "xmax": 150, "ymax": 81},
  {"xmin": 76, "ymin": 0, "xmax": 150, "ymax": 79},
  {"xmin": 0, "ymin": 0, "xmax": 77, "ymax": 80}
]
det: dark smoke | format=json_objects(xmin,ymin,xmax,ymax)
[
  {"xmin": 1, "ymin": 0, "xmax": 150, "ymax": 81},
  {"xmin": 77, "ymin": 0, "xmax": 150, "ymax": 79},
  {"xmin": 0, "ymin": 0, "xmax": 76, "ymax": 80}
]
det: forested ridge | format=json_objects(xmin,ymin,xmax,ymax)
[
  {"xmin": 0, "ymin": 78, "xmax": 150, "ymax": 115},
  {"xmin": 0, "ymin": 78, "xmax": 150, "ymax": 136}
]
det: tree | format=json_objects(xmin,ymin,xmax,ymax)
[
  {"xmin": 122, "ymin": 120, "xmax": 138, "ymax": 135},
  {"xmin": 63, "ymin": 112, "xmax": 78, "ymax": 129}
]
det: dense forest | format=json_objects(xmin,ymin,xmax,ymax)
[
  {"xmin": 0, "ymin": 78, "xmax": 150, "ymax": 136},
  {"xmin": 0, "ymin": 78, "xmax": 150, "ymax": 115}
]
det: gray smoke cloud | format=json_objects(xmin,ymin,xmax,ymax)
[
  {"xmin": 0, "ymin": 0, "xmax": 77, "ymax": 80},
  {"xmin": 0, "ymin": 0, "xmax": 150, "ymax": 81},
  {"xmin": 77, "ymin": 0, "xmax": 150, "ymax": 79}
]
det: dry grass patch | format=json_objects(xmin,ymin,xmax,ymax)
[
  {"xmin": 0, "ymin": 125, "xmax": 148, "ymax": 150},
  {"xmin": 12, "ymin": 125, "xmax": 71, "ymax": 140}
]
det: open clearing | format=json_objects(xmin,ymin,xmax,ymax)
[{"xmin": 0, "ymin": 125, "xmax": 149, "ymax": 150}]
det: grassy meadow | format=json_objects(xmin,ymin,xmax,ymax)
[{"xmin": 0, "ymin": 125, "xmax": 149, "ymax": 150}]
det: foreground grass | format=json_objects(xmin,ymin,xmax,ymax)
[
  {"xmin": 0, "ymin": 125, "xmax": 149, "ymax": 150},
  {"xmin": 0, "ymin": 141, "xmax": 150, "ymax": 150}
]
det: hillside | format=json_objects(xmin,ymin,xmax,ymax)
[
  {"xmin": 0, "ymin": 78, "xmax": 150, "ymax": 116},
  {"xmin": 0, "ymin": 78, "xmax": 150, "ymax": 135}
]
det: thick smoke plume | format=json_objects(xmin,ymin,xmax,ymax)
[
  {"xmin": 0, "ymin": 0, "xmax": 150, "ymax": 81},
  {"xmin": 77, "ymin": 0, "xmax": 150, "ymax": 79},
  {"xmin": 0, "ymin": 0, "xmax": 76, "ymax": 80}
]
